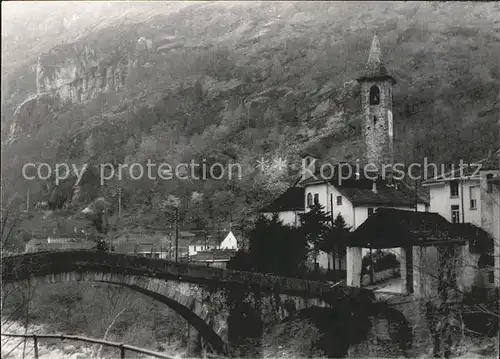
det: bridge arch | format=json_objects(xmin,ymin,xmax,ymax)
[
  {"xmin": 3, "ymin": 254, "xmax": 229, "ymax": 355},
  {"xmin": 3, "ymin": 251, "xmax": 376, "ymax": 356}
]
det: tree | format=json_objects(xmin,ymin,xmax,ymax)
[
  {"xmin": 82, "ymin": 198, "xmax": 114, "ymax": 251},
  {"xmin": 298, "ymin": 203, "xmax": 331, "ymax": 271},
  {"xmin": 229, "ymin": 214, "xmax": 309, "ymax": 277},
  {"xmin": 320, "ymin": 214, "xmax": 351, "ymax": 271},
  {"xmin": 413, "ymin": 243, "xmax": 499, "ymax": 358}
]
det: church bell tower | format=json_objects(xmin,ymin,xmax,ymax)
[{"xmin": 356, "ymin": 34, "xmax": 396, "ymax": 174}]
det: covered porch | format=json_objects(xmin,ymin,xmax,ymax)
[{"xmin": 347, "ymin": 209, "xmax": 466, "ymax": 297}]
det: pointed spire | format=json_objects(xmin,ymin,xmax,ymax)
[
  {"xmin": 367, "ymin": 34, "xmax": 382, "ymax": 64},
  {"xmin": 357, "ymin": 33, "xmax": 396, "ymax": 84}
]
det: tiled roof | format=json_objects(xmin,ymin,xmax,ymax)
[
  {"xmin": 298, "ymin": 163, "xmax": 428, "ymax": 206},
  {"xmin": 189, "ymin": 249, "xmax": 237, "ymax": 262},
  {"xmin": 260, "ymin": 187, "xmax": 305, "ymax": 213},
  {"xmin": 336, "ymin": 182, "xmax": 428, "ymax": 207},
  {"xmin": 349, "ymin": 209, "xmax": 466, "ymax": 248}
]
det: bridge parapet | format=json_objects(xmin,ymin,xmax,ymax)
[{"xmin": 2, "ymin": 250, "xmax": 374, "ymax": 305}]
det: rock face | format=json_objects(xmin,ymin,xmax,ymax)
[
  {"xmin": 6, "ymin": 36, "xmax": 153, "ymax": 142},
  {"xmin": 35, "ymin": 39, "xmax": 151, "ymax": 103}
]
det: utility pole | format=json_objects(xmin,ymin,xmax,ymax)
[
  {"xmin": 175, "ymin": 207, "xmax": 179, "ymax": 263},
  {"xmin": 369, "ymin": 244, "xmax": 374, "ymax": 285},
  {"xmin": 460, "ymin": 178, "xmax": 465, "ymax": 223},
  {"xmin": 118, "ymin": 188, "xmax": 122, "ymax": 218},
  {"xmin": 330, "ymin": 193, "xmax": 335, "ymax": 272},
  {"xmin": 26, "ymin": 188, "xmax": 30, "ymax": 212},
  {"xmin": 414, "ymin": 177, "xmax": 419, "ymax": 212}
]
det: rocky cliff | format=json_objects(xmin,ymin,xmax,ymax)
[{"xmin": 2, "ymin": 2, "xmax": 499, "ymax": 230}]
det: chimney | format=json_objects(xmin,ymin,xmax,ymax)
[
  {"xmin": 372, "ymin": 181, "xmax": 378, "ymax": 194},
  {"xmin": 386, "ymin": 169, "xmax": 394, "ymax": 186}
]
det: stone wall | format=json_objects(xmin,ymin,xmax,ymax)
[{"xmin": 361, "ymin": 267, "xmax": 399, "ymax": 286}]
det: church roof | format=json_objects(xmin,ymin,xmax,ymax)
[
  {"xmin": 260, "ymin": 187, "xmax": 305, "ymax": 213},
  {"xmin": 335, "ymin": 181, "xmax": 428, "ymax": 207},
  {"xmin": 349, "ymin": 209, "xmax": 466, "ymax": 248},
  {"xmin": 357, "ymin": 35, "xmax": 396, "ymax": 84},
  {"xmin": 298, "ymin": 162, "xmax": 428, "ymax": 206}
]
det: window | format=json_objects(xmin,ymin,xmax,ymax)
[
  {"xmin": 314, "ymin": 193, "xmax": 319, "ymax": 205},
  {"xmin": 307, "ymin": 193, "xmax": 313, "ymax": 207},
  {"xmin": 373, "ymin": 116, "xmax": 378, "ymax": 125},
  {"xmin": 450, "ymin": 180, "xmax": 459, "ymax": 198},
  {"xmin": 368, "ymin": 207, "xmax": 375, "ymax": 216},
  {"xmin": 488, "ymin": 270, "xmax": 495, "ymax": 284},
  {"xmin": 306, "ymin": 158, "xmax": 311, "ymax": 166},
  {"xmin": 369, "ymin": 85, "xmax": 380, "ymax": 105},
  {"xmin": 336, "ymin": 196, "xmax": 343, "ymax": 205},
  {"xmin": 470, "ymin": 186, "xmax": 478, "ymax": 209},
  {"xmin": 486, "ymin": 174, "xmax": 493, "ymax": 193},
  {"xmin": 451, "ymin": 205, "xmax": 460, "ymax": 223}
]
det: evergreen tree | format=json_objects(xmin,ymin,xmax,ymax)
[
  {"xmin": 327, "ymin": 214, "xmax": 350, "ymax": 271},
  {"xmin": 229, "ymin": 213, "xmax": 308, "ymax": 276},
  {"xmin": 298, "ymin": 203, "xmax": 331, "ymax": 270}
]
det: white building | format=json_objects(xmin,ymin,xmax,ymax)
[
  {"xmin": 220, "ymin": 231, "xmax": 238, "ymax": 250},
  {"xmin": 422, "ymin": 149, "xmax": 500, "ymax": 288},
  {"xmin": 260, "ymin": 187, "xmax": 305, "ymax": 227},
  {"xmin": 188, "ymin": 231, "xmax": 239, "ymax": 256}
]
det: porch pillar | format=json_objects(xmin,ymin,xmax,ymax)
[
  {"xmin": 412, "ymin": 246, "xmax": 422, "ymax": 297},
  {"xmin": 346, "ymin": 246, "xmax": 362, "ymax": 287},
  {"xmin": 400, "ymin": 246, "xmax": 414, "ymax": 294},
  {"xmin": 400, "ymin": 247, "xmax": 407, "ymax": 293}
]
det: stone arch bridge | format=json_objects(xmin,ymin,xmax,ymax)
[{"xmin": 2, "ymin": 250, "xmax": 378, "ymax": 356}]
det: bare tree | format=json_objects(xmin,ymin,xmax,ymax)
[{"xmin": 410, "ymin": 243, "xmax": 499, "ymax": 358}]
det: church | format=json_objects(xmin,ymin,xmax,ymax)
[{"xmin": 260, "ymin": 34, "xmax": 430, "ymax": 273}]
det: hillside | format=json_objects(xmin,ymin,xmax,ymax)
[{"xmin": 1, "ymin": 2, "xmax": 499, "ymax": 234}]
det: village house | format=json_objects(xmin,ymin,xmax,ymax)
[
  {"xmin": 261, "ymin": 35, "xmax": 429, "ymax": 277},
  {"xmin": 25, "ymin": 232, "xmax": 96, "ymax": 252},
  {"xmin": 188, "ymin": 231, "xmax": 239, "ymax": 269},
  {"xmin": 113, "ymin": 225, "xmax": 195, "ymax": 259},
  {"xmin": 422, "ymin": 149, "xmax": 500, "ymax": 289},
  {"xmin": 188, "ymin": 230, "xmax": 239, "ymax": 256},
  {"xmin": 188, "ymin": 249, "xmax": 238, "ymax": 269},
  {"xmin": 20, "ymin": 211, "xmax": 96, "ymax": 253}
]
